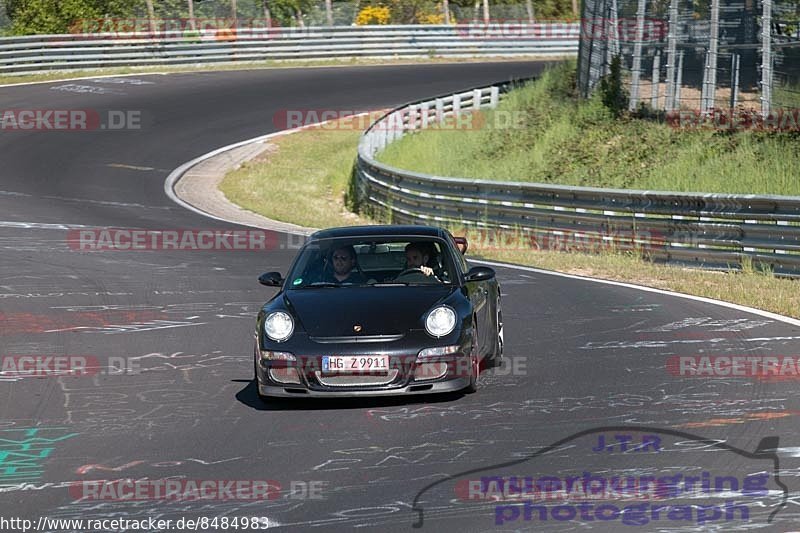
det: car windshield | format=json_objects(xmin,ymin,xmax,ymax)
[{"xmin": 286, "ymin": 237, "xmax": 458, "ymax": 288}]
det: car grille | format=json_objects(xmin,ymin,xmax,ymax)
[
  {"xmin": 309, "ymin": 334, "xmax": 404, "ymax": 344},
  {"xmin": 314, "ymin": 370, "xmax": 400, "ymax": 387}
]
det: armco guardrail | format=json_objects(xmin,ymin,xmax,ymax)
[
  {"xmin": 0, "ymin": 24, "xmax": 578, "ymax": 75},
  {"xmin": 353, "ymin": 80, "xmax": 800, "ymax": 277}
]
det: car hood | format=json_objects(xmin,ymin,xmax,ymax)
[{"xmin": 284, "ymin": 286, "xmax": 459, "ymax": 337}]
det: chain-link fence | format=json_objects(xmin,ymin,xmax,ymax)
[
  {"xmin": 578, "ymin": 0, "xmax": 800, "ymax": 119},
  {"xmin": 772, "ymin": 2, "xmax": 800, "ymax": 110},
  {"xmin": 0, "ymin": 0, "xmax": 11, "ymax": 35}
]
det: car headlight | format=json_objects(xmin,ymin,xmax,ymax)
[
  {"xmin": 425, "ymin": 306, "xmax": 456, "ymax": 337},
  {"xmin": 264, "ymin": 311, "xmax": 294, "ymax": 342},
  {"xmin": 418, "ymin": 345, "xmax": 460, "ymax": 358}
]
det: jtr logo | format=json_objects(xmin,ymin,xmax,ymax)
[{"xmin": 591, "ymin": 434, "xmax": 661, "ymax": 453}]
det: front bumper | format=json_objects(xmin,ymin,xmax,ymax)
[
  {"xmin": 257, "ymin": 375, "xmax": 470, "ymax": 397},
  {"xmin": 256, "ymin": 354, "xmax": 472, "ymax": 396},
  {"xmin": 255, "ymin": 332, "xmax": 474, "ymax": 397}
]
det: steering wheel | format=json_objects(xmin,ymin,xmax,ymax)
[{"xmin": 394, "ymin": 267, "xmax": 441, "ymax": 283}]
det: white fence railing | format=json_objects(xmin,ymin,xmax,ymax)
[{"xmin": 0, "ymin": 24, "xmax": 579, "ymax": 75}]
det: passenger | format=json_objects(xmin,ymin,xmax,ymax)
[{"xmin": 325, "ymin": 245, "xmax": 366, "ymax": 284}]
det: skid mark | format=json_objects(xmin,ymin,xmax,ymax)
[
  {"xmin": 679, "ymin": 411, "xmax": 798, "ymax": 428},
  {"xmin": 0, "ymin": 310, "xmax": 162, "ymax": 335}
]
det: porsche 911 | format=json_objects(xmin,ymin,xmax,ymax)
[{"xmin": 253, "ymin": 225, "xmax": 503, "ymax": 398}]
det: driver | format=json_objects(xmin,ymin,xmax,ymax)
[{"xmin": 404, "ymin": 242, "xmax": 436, "ymax": 277}]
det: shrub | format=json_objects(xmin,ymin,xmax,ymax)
[
  {"xmin": 417, "ymin": 11, "xmax": 444, "ymax": 24},
  {"xmin": 599, "ymin": 55, "xmax": 629, "ymax": 117},
  {"xmin": 355, "ymin": 5, "xmax": 391, "ymax": 25}
]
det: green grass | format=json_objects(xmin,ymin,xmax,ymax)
[
  {"xmin": 773, "ymin": 82, "xmax": 800, "ymax": 109},
  {"xmin": 378, "ymin": 61, "xmax": 800, "ymax": 196},
  {"xmin": 220, "ymin": 118, "xmax": 800, "ymax": 319},
  {"xmin": 220, "ymin": 124, "xmax": 366, "ymax": 229}
]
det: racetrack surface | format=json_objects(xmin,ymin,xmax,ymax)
[{"xmin": 2, "ymin": 62, "xmax": 800, "ymax": 532}]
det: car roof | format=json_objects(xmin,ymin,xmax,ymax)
[{"xmin": 309, "ymin": 225, "xmax": 451, "ymax": 240}]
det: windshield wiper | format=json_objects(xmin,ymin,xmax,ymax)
[
  {"xmin": 305, "ymin": 282, "xmax": 342, "ymax": 288},
  {"xmin": 370, "ymin": 282, "xmax": 408, "ymax": 286}
]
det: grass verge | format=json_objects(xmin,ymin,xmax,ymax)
[
  {"xmin": 378, "ymin": 61, "xmax": 800, "ymax": 196},
  {"xmin": 220, "ymin": 122, "xmax": 367, "ymax": 229},
  {"xmin": 220, "ymin": 118, "xmax": 800, "ymax": 319}
]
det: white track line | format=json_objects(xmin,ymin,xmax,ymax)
[
  {"xmin": 164, "ymin": 114, "xmax": 374, "ymax": 224},
  {"xmin": 0, "ymin": 72, "xmax": 169, "ymax": 89},
  {"xmin": 474, "ymin": 258, "xmax": 800, "ymax": 327}
]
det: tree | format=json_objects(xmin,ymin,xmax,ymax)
[
  {"xmin": 186, "ymin": 0, "xmax": 195, "ymax": 30},
  {"xmin": 599, "ymin": 55, "xmax": 629, "ymax": 117},
  {"xmin": 444, "ymin": 0, "xmax": 574, "ymax": 23},
  {"xmin": 262, "ymin": 0, "xmax": 272, "ymax": 27},
  {"xmin": 7, "ymin": 0, "xmax": 138, "ymax": 35},
  {"xmin": 145, "ymin": 0, "xmax": 154, "ymax": 32}
]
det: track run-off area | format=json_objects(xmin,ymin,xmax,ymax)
[{"xmin": 2, "ymin": 62, "xmax": 800, "ymax": 532}]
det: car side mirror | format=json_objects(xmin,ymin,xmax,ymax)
[
  {"xmin": 464, "ymin": 266, "xmax": 495, "ymax": 282},
  {"xmin": 258, "ymin": 272, "xmax": 283, "ymax": 287}
]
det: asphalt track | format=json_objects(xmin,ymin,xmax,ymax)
[{"xmin": 2, "ymin": 62, "xmax": 800, "ymax": 532}]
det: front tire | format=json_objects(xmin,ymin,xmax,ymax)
[
  {"xmin": 488, "ymin": 296, "xmax": 504, "ymax": 368},
  {"xmin": 464, "ymin": 327, "xmax": 479, "ymax": 394}
]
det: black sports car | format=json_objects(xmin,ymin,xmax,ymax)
[{"xmin": 253, "ymin": 225, "xmax": 503, "ymax": 398}]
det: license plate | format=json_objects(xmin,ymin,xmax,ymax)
[{"xmin": 322, "ymin": 355, "xmax": 390, "ymax": 372}]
